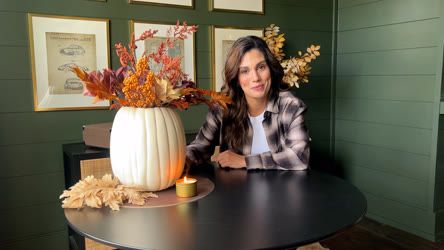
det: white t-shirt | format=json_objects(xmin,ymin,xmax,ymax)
[{"xmin": 249, "ymin": 111, "xmax": 270, "ymax": 155}]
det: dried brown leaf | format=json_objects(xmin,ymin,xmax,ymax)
[{"xmin": 60, "ymin": 174, "xmax": 158, "ymax": 211}]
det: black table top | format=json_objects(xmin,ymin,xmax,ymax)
[{"xmin": 65, "ymin": 164, "xmax": 367, "ymax": 250}]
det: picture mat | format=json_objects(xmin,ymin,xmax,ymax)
[
  {"xmin": 131, "ymin": 0, "xmax": 192, "ymax": 6},
  {"xmin": 213, "ymin": 0, "xmax": 262, "ymax": 12}
]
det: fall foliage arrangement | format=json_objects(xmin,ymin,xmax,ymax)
[{"xmin": 71, "ymin": 21, "xmax": 231, "ymax": 110}]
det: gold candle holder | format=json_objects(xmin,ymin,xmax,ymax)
[{"xmin": 176, "ymin": 176, "xmax": 197, "ymax": 198}]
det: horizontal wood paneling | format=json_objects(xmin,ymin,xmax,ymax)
[
  {"xmin": 335, "ymin": 120, "xmax": 432, "ymax": 155},
  {"xmin": 304, "ymin": 99, "xmax": 331, "ymax": 121},
  {"xmin": 335, "ymin": 140, "xmax": 430, "ymax": 182},
  {"xmin": 336, "ymin": 75, "xmax": 436, "ymax": 102},
  {"xmin": 178, "ymin": 104, "xmax": 208, "ymax": 133},
  {"xmin": 337, "ymin": 47, "xmax": 438, "ymax": 76},
  {"xmin": 292, "ymin": 76, "xmax": 332, "ymax": 100},
  {"xmin": 283, "ymin": 31, "xmax": 333, "ymax": 55},
  {"xmin": 270, "ymin": 0, "xmax": 332, "ymax": 9},
  {"xmin": 338, "ymin": 0, "xmax": 380, "ymax": 9},
  {"xmin": 336, "ymin": 0, "xmax": 439, "ymax": 240},
  {"xmin": 0, "ymin": 111, "xmax": 115, "ymax": 145},
  {"xmin": 0, "ymin": 142, "xmax": 66, "ymax": 178},
  {"xmin": 336, "ymin": 99, "xmax": 434, "ymax": 129},
  {"xmin": 364, "ymin": 191, "xmax": 436, "ymax": 236},
  {"xmin": 309, "ymin": 53, "xmax": 332, "ymax": 76},
  {"xmin": 0, "ymin": 203, "xmax": 66, "ymax": 243},
  {"xmin": 0, "ymin": 80, "xmax": 34, "ymax": 113},
  {"xmin": 305, "ymin": 119, "xmax": 330, "ymax": 142},
  {"xmin": 0, "ymin": 46, "xmax": 30, "ymax": 80},
  {"xmin": 1, "ymin": 230, "xmax": 68, "ymax": 250},
  {"xmin": 338, "ymin": 0, "xmax": 440, "ymax": 31},
  {"xmin": 0, "ymin": 172, "xmax": 65, "ymax": 209},
  {"xmin": 338, "ymin": 18, "xmax": 439, "ymax": 53},
  {"xmin": 0, "ymin": 12, "xmax": 28, "ymax": 46},
  {"xmin": 343, "ymin": 164, "xmax": 428, "ymax": 208}
]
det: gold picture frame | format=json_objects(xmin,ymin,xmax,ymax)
[
  {"xmin": 128, "ymin": 0, "xmax": 193, "ymax": 8},
  {"xmin": 130, "ymin": 20, "xmax": 196, "ymax": 82},
  {"xmin": 212, "ymin": 26, "xmax": 263, "ymax": 91},
  {"xmin": 28, "ymin": 13, "xmax": 110, "ymax": 111},
  {"xmin": 210, "ymin": 0, "xmax": 264, "ymax": 14}
]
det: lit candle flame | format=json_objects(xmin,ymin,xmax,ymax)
[{"xmin": 183, "ymin": 176, "xmax": 196, "ymax": 184}]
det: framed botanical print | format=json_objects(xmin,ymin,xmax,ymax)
[
  {"xmin": 28, "ymin": 14, "xmax": 110, "ymax": 111},
  {"xmin": 128, "ymin": 0, "xmax": 193, "ymax": 8},
  {"xmin": 131, "ymin": 20, "xmax": 196, "ymax": 82},
  {"xmin": 210, "ymin": 0, "xmax": 264, "ymax": 14},
  {"xmin": 212, "ymin": 26, "xmax": 263, "ymax": 91}
]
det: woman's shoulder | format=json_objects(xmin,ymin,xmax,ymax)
[
  {"xmin": 207, "ymin": 105, "xmax": 224, "ymax": 120},
  {"xmin": 277, "ymin": 91, "xmax": 306, "ymax": 109}
]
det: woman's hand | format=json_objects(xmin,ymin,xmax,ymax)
[{"xmin": 213, "ymin": 150, "xmax": 246, "ymax": 169}]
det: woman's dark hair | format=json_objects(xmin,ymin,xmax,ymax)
[{"xmin": 221, "ymin": 35, "xmax": 285, "ymax": 150}]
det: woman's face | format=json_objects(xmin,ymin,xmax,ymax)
[{"xmin": 237, "ymin": 48, "xmax": 271, "ymax": 104}]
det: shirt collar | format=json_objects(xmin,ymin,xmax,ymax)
[{"xmin": 265, "ymin": 93, "xmax": 279, "ymax": 114}]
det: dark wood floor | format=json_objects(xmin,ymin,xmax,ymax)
[{"xmin": 320, "ymin": 217, "xmax": 444, "ymax": 250}]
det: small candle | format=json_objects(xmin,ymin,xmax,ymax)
[{"xmin": 176, "ymin": 176, "xmax": 197, "ymax": 198}]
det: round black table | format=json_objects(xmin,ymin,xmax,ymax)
[{"xmin": 65, "ymin": 165, "xmax": 367, "ymax": 250}]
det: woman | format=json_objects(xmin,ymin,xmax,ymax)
[{"xmin": 186, "ymin": 35, "xmax": 309, "ymax": 170}]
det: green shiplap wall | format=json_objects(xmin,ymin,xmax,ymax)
[
  {"xmin": 433, "ymin": 0, "xmax": 444, "ymax": 241},
  {"xmin": 336, "ymin": 0, "xmax": 442, "ymax": 240},
  {"xmin": 0, "ymin": 0, "xmax": 333, "ymax": 249}
]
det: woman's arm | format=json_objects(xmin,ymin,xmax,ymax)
[
  {"xmin": 186, "ymin": 108, "xmax": 222, "ymax": 165},
  {"xmin": 245, "ymin": 103, "xmax": 310, "ymax": 170}
]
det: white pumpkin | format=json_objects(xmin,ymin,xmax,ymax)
[{"xmin": 110, "ymin": 107, "xmax": 186, "ymax": 191}]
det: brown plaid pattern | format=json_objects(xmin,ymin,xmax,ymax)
[{"xmin": 186, "ymin": 91, "xmax": 310, "ymax": 170}]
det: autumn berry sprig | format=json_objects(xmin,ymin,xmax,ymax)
[{"xmin": 263, "ymin": 24, "xmax": 320, "ymax": 88}]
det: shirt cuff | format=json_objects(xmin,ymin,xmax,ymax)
[{"xmin": 245, "ymin": 152, "xmax": 273, "ymax": 170}]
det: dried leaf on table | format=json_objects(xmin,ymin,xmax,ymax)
[{"xmin": 60, "ymin": 174, "xmax": 158, "ymax": 211}]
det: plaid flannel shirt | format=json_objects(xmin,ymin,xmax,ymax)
[{"xmin": 186, "ymin": 91, "xmax": 310, "ymax": 170}]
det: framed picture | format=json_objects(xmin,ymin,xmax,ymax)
[
  {"xmin": 212, "ymin": 26, "xmax": 263, "ymax": 91},
  {"xmin": 128, "ymin": 0, "xmax": 193, "ymax": 8},
  {"xmin": 131, "ymin": 20, "xmax": 196, "ymax": 82},
  {"xmin": 210, "ymin": 0, "xmax": 264, "ymax": 14},
  {"xmin": 28, "ymin": 14, "xmax": 110, "ymax": 111}
]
